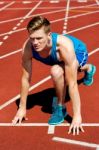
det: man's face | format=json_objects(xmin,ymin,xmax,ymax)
[{"xmin": 29, "ymin": 26, "xmax": 50, "ymax": 52}]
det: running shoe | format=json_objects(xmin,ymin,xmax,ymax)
[
  {"xmin": 83, "ymin": 64, "xmax": 96, "ymax": 86},
  {"xmin": 48, "ymin": 97, "xmax": 67, "ymax": 125}
]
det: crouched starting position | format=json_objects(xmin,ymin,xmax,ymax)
[{"xmin": 12, "ymin": 16, "xmax": 96, "ymax": 135}]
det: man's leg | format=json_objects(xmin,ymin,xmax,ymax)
[
  {"xmin": 48, "ymin": 64, "xmax": 67, "ymax": 125},
  {"xmin": 50, "ymin": 64, "xmax": 66, "ymax": 105}
]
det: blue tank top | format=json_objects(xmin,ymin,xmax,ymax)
[{"xmin": 32, "ymin": 32, "xmax": 87, "ymax": 66}]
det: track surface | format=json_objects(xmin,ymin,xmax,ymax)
[{"xmin": 0, "ymin": 0, "xmax": 99, "ymax": 150}]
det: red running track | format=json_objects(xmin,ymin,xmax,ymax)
[{"xmin": 0, "ymin": 0, "xmax": 99, "ymax": 150}]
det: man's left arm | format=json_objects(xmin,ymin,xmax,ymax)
[
  {"xmin": 58, "ymin": 35, "xmax": 84, "ymax": 135},
  {"xmin": 65, "ymin": 62, "xmax": 84, "ymax": 135}
]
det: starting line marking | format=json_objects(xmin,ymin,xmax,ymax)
[
  {"xmin": 0, "ymin": 123, "xmax": 99, "ymax": 127},
  {"xmin": 52, "ymin": 137, "xmax": 99, "ymax": 149},
  {"xmin": 0, "ymin": 123, "xmax": 99, "ymax": 135}
]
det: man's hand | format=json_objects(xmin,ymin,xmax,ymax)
[
  {"xmin": 68, "ymin": 115, "xmax": 84, "ymax": 135},
  {"xmin": 12, "ymin": 107, "xmax": 28, "ymax": 125}
]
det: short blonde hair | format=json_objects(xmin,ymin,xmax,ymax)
[{"xmin": 27, "ymin": 16, "xmax": 50, "ymax": 34}]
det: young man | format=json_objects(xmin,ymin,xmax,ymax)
[{"xmin": 12, "ymin": 16, "xmax": 96, "ymax": 135}]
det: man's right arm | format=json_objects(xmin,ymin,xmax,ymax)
[{"xmin": 12, "ymin": 40, "xmax": 32, "ymax": 125}]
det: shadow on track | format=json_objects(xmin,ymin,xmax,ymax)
[{"xmin": 16, "ymin": 77, "xmax": 84, "ymax": 123}]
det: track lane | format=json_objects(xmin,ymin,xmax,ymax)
[{"xmin": 0, "ymin": 1, "xmax": 99, "ymax": 150}]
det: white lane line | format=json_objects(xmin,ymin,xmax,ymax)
[
  {"xmin": 88, "ymin": 48, "xmax": 99, "ymax": 56},
  {"xmin": 0, "ymin": 48, "xmax": 98, "ymax": 109},
  {"xmin": 0, "ymin": 41, "xmax": 3, "ymax": 46},
  {"xmin": 0, "ymin": 2, "xmax": 4, "ymax": 4},
  {"xmin": 0, "ymin": 123, "xmax": 99, "ymax": 126},
  {"xmin": 67, "ymin": 22, "xmax": 99, "ymax": 34},
  {"xmin": 0, "ymin": 21, "xmax": 99, "ymax": 60},
  {"xmin": 22, "ymin": 1, "xmax": 42, "ymax": 20},
  {"xmin": 52, "ymin": 137, "xmax": 99, "ymax": 149},
  {"xmin": 0, "ymin": 1, "xmax": 15, "ymax": 11},
  {"xmin": 0, "ymin": 9, "xmax": 66, "ymax": 24},
  {"xmin": 13, "ymin": 27, "xmax": 17, "ymax": 31},
  {"xmin": 0, "ymin": 9, "xmax": 99, "ymax": 37},
  {"xmin": 23, "ymin": 1, "xmax": 32, "ymax": 4},
  {"xmin": 0, "ymin": 76, "xmax": 51, "ymax": 110},
  {"xmin": 0, "ymin": 1, "xmax": 42, "ymax": 46},
  {"xmin": 0, "ymin": 49, "xmax": 22, "ymax": 59},
  {"xmin": 50, "ymin": 0, "xmax": 59, "ymax": 3},
  {"xmin": 48, "ymin": 125, "xmax": 55, "ymax": 134},
  {"xmin": 63, "ymin": 0, "xmax": 70, "ymax": 34},
  {"xmin": 3, "ymin": 35, "xmax": 9, "ymax": 40},
  {"xmin": 0, "ymin": 3, "xmax": 97, "ymax": 24}
]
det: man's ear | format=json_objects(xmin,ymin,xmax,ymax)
[{"xmin": 48, "ymin": 32, "xmax": 51, "ymax": 37}]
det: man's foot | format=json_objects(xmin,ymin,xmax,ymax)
[
  {"xmin": 48, "ymin": 98, "xmax": 67, "ymax": 125},
  {"xmin": 83, "ymin": 64, "xmax": 96, "ymax": 86}
]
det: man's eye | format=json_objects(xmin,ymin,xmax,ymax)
[
  {"xmin": 37, "ymin": 38, "xmax": 42, "ymax": 40},
  {"xmin": 30, "ymin": 38, "xmax": 34, "ymax": 41}
]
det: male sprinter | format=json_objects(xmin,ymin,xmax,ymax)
[{"xmin": 12, "ymin": 16, "xmax": 96, "ymax": 135}]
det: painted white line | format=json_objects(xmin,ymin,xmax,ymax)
[
  {"xmin": 0, "ymin": 49, "xmax": 22, "ymax": 59},
  {"xmin": 20, "ymin": 20, "xmax": 24, "ymax": 23},
  {"xmin": 0, "ymin": 1, "xmax": 15, "ymax": 11},
  {"xmin": 0, "ymin": 123, "xmax": 99, "ymax": 126},
  {"xmin": 63, "ymin": 26, "xmax": 67, "ymax": 29},
  {"xmin": 67, "ymin": 22, "xmax": 99, "ymax": 34},
  {"xmin": 8, "ymin": 31, "xmax": 13, "ymax": 35},
  {"xmin": 6, "ymin": 7, "xmax": 65, "ymax": 10},
  {"xmin": 0, "ymin": 41, "xmax": 3, "ymax": 45},
  {"xmin": 17, "ymin": 23, "xmax": 21, "ymax": 27},
  {"xmin": 52, "ymin": 137, "xmax": 99, "ymax": 148},
  {"xmin": 50, "ymin": 0, "xmax": 59, "ymax": 3},
  {"xmin": 0, "ymin": 2, "xmax": 4, "ymax": 4},
  {"xmin": 1, "ymin": 12, "xmax": 99, "ymax": 37},
  {"xmin": 13, "ymin": 27, "xmax": 17, "ymax": 31},
  {"xmin": 0, "ymin": 48, "xmax": 98, "ymax": 109},
  {"xmin": 0, "ymin": 76, "xmax": 51, "ymax": 110},
  {"xmin": 88, "ymin": 48, "xmax": 99, "ymax": 56},
  {"xmin": 23, "ymin": 0, "xmax": 31, "ymax": 3},
  {"xmin": 3, "ymin": 35, "xmax": 9, "ymax": 40},
  {"xmin": 77, "ymin": 0, "xmax": 87, "ymax": 2},
  {"xmin": 23, "ymin": 1, "xmax": 42, "ymax": 20},
  {"xmin": 63, "ymin": 0, "xmax": 70, "ymax": 34},
  {"xmin": 0, "ymin": 9, "xmax": 66, "ymax": 24},
  {"xmin": 0, "ymin": 3, "xmax": 97, "ymax": 25},
  {"xmin": 0, "ymin": 1, "xmax": 42, "ymax": 46},
  {"xmin": 0, "ymin": 123, "xmax": 99, "ymax": 128},
  {"xmin": 0, "ymin": 20, "xmax": 99, "ymax": 59},
  {"xmin": 0, "ymin": 9, "xmax": 99, "ymax": 37},
  {"xmin": 48, "ymin": 125, "xmax": 55, "ymax": 134}
]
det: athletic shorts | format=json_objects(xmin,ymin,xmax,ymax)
[{"xmin": 75, "ymin": 43, "xmax": 88, "ymax": 67}]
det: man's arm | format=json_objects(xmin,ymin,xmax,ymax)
[
  {"xmin": 12, "ymin": 40, "xmax": 32, "ymax": 125},
  {"xmin": 58, "ymin": 35, "xmax": 84, "ymax": 135}
]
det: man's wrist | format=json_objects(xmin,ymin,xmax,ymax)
[{"xmin": 19, "ymin": 103, "xmax": 26, "ymax": 109}]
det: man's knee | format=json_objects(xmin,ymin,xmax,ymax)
[{"xmin": 50, "ymin": 65, "xmax": 64, "ymax": 79}]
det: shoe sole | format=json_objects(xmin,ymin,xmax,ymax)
[
  {"xmin": 48, "ymin": 112, "xmax": 68, "ymax": 125},
  {"xmin": 48, "ymin": 118, "xmax": 64, "ymax": 125}
]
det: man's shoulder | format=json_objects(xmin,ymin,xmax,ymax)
[
  {"xmin": 23, "ymin": 39, "xmax": 31, "ymax": 50},
  {"xmin": 22, "ymin": 39, "xmax": 32, "ymax": 59}
]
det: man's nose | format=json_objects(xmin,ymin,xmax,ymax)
[{"xmin": 33, "ymin": 39, "xmax": 38, "ymax": 44}]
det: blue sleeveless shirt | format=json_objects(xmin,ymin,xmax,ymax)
[{"xmin": 32, "ymin": 32, "xmax": 88, "ymax": 66}]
